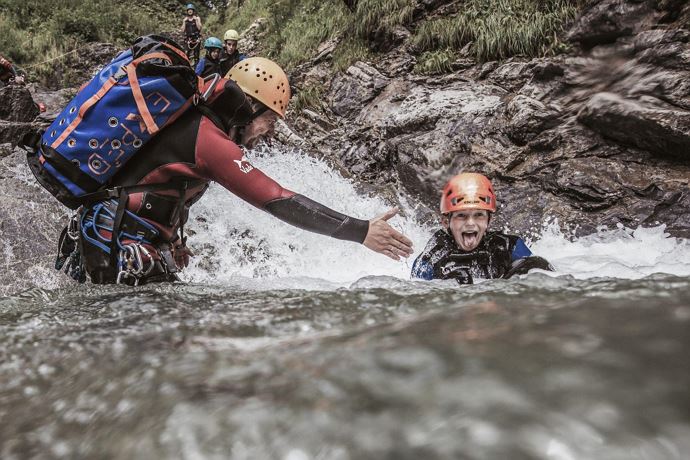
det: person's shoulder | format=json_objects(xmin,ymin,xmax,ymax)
[
  {"xmin": 486, "ymin": 230, "xmax": 523, "ymax": 244},
  {"xmin": 486, "ymin": 231, "xmax": 532, "ymax": 259}
]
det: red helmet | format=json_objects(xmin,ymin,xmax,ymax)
[{"xmin": 440, "ymin": 173, "xmax": 497, "ymax": 214}]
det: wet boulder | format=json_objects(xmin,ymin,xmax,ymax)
[{"xmin": 577, "ymin": 92, "xmax": 690, "ymax": 159}]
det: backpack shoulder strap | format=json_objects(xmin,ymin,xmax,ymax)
[{"xmin": 196, "ymin": 103, "xmax": 227, "ymax": 132}]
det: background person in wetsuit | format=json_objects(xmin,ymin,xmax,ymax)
[
  {"xmin": 220, "ymin": 29, "xmax": 246, "ymax": 75},
  {"xmin": 181, "ymin": 3, "xmax": 202, "ymax": 64},
  {"xmin": 411, "ymin": 173, "xmax": 552, "ymax": 284},
  {"xmin": 196, "ymin": 37, "xmax": 223, "ymax": 77},
  {"xmin": 67, "ymin": 57, "xmax": 413, "ymax": 285}
]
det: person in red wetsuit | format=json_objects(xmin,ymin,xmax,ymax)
[{"xmin": 59, "ymin": 57, "xmax": 413, "ymax": 284}]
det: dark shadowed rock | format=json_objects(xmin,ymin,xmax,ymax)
[
  {"xmin": 577, "ymin": 92, "xmax": 690, "ymax": 159},
  {"xmin": 0, "ymin": 120, "xmax": 43, "ymax": 147},
  {"xmin": 567, "ymin": 0, "xmax": 655, "ymax": 48},
  {"xmin": 634, "ymin": 29, "xmax": 690, "ymax": 70},
  {"xmin": 0, "ymin": 85, "xmax": 39, "ymax": 122}
]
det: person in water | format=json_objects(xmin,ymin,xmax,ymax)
[
  {"xmin": 58, "ymin": 57, "xmax": 413, "ymax": 285},
  {"xmin": 411, "ymin": 173, "xmax": 552, "ymax": 284},
  {"xmin": 220, "ymin": 29, "xmax": 246, "ymax": 75},
  {"xmin": 195, "ymin": 37, "xmax": 223, "ymax": 77}
]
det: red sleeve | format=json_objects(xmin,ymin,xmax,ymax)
[{"xmin": 194, "ymin": 117, "xmax": 294, "ymax": 208}]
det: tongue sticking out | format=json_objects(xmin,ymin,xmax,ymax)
[{"xmin": 461, "ymin": 231, "xmax": 479, "ymax": 249}]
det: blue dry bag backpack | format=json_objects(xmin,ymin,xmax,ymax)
[{"xmin": 26, "ymin": 35, "xmax": 202, "ymax": 209}]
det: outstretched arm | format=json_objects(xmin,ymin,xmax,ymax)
[{"xmin": 195, "ymin": 119, "xmax": 413, "ymax": 259}]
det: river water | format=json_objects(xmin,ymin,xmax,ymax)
[{"xmin": 1, "ymin": 147, "xmax": 689, "ymax": 459}]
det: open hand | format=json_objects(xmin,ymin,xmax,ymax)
[{"xmin": 363, "ymin": 207, "xmax": 414, "ymax": 261}]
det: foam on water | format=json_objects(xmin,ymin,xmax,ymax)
[
  {"xmin": 530, "ymin": 221, "xmax": 690, "ymax": 280},
  {"xmin": 183, "ymin": 145, "xmax": 690, "ymax": 287}
]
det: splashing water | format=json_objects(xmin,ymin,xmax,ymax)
[
  {"xmin": 530, "ymin": 221, "xmax": 690, "ymax": 280},
  {"xmin": 182, "ymin": 145, "xmax": 690, "ymax": 287},
  {"xmin": 183, "ymin": 145, "xmax": 431, "ymax": 287}
]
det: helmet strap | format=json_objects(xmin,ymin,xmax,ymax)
[{"xmin": 247, "ymin": 105, "xmax": 268, "ymax": 123}]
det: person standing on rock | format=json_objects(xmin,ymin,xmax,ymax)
[
  {"xmin": 195, "ymin": 37, "xmax": 224, "ymax": 77},
  {"xmin": 55, "ymin": 57, "xmax": 413, "ymax": 285},
  {"xmin": 181, "ymin": 3, "xmax": 203, "ymax": 64},
  {"xmin": 220, "ymin": 29, "xmax": 246, "ymax": 75},
  {"xmin": 412, "ymin": 173, "xmax": 552, "ymax": 284},
  {"xmin": 0, "ymin": 54, "xmax": 25, "ymax": 87}
]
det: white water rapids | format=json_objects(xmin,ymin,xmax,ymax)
[{"xmin": 181, "ymin": 145, "xmax": 690, "ymax": 288}]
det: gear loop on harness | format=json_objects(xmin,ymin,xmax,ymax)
[{"xmin": 116, "ymin": 242, "xmax": 156, "ymax": 285}]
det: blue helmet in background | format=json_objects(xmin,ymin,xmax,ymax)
[
  {"xmin": 185, "ymin": 3, "xmax": 195, "ymax": 11},
  {"xmin": 204, "ymin": 37, "xmax": 223, "ymax": 50}
]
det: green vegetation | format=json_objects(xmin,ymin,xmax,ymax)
[
  {"xmin": 332, "ymin": 38, "xmax": 372, "ymax": 71},
  {"xmin": 292, "ymin": 84, "xmax": 326, "ymax": 112},
  {"xmin": 0, "ymin": 0, "xmax": 178, "ymax": 82},
  {"xmin": 211, "ymin": 0, "xmax": 416, "ymax": 71},
  {"xmin": 414, "ymin": 48, "xmax": 456, "ymax": 74},
  {"xmin": 211, "ymin": 0, "xmax": 581, "ymax": 76},
  {"xmin": 0, "ymin": 0, "xmax": 584, "ymax": 85},
  {"xmin": 353, "ymin": 0, "xmax": 416, "ymax": 38},
  {"xmin": 412, "ymin": 0, "xmax": 581, "ymax": 69}
]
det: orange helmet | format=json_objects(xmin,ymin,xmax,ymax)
[{"xmin": 440, "ymin": 173, "xmax": 497, "ymax": 214}]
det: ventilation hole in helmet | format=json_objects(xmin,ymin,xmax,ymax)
[
  {"xmin": 269, "ymin": 75, "xmax": 273, "ymax": 78},
  {"xmin": 262, "ymin": 71, "xmax": 266, "ymax": 74},
  {"xmin": 255, "ymin": 68, "xmax": 260, "ymax": 71},
  {"xmin": 263, "ymin": 78, "xmax": 267, "ymax": 81},
  {"xmin": 244, "ymin": 68, "xmax": 248, "ymax": 72},
  {"xmin": 276, "ymin": 86, "xmax": 280, "ymax": 90},
  {"xmin": 256, "ymin": 74, "xmax": 260, "ymax": 77},
  {"xmin": 273, "ymin": 101, "xmax": 276, "ymax": 105},
  {"xmin": 282, "ymin": 90, "xmax": 285, "ymax": 93},
  {"xmin": 255, "ymin": 90, "xmax": 258, "ymax": 93}
]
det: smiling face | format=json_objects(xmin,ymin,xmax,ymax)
[
  {"xmin": 445, "ymin": 209, "xmax": 490, "ymax": 251},
  {"xmin": 209, "ymin": 48, "xmax": 221, "ymax": 60}
]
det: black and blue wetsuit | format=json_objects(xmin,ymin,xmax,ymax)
[{"xmin": 411, "ymin": 229, "xmax": 536, "ymax": 284}]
